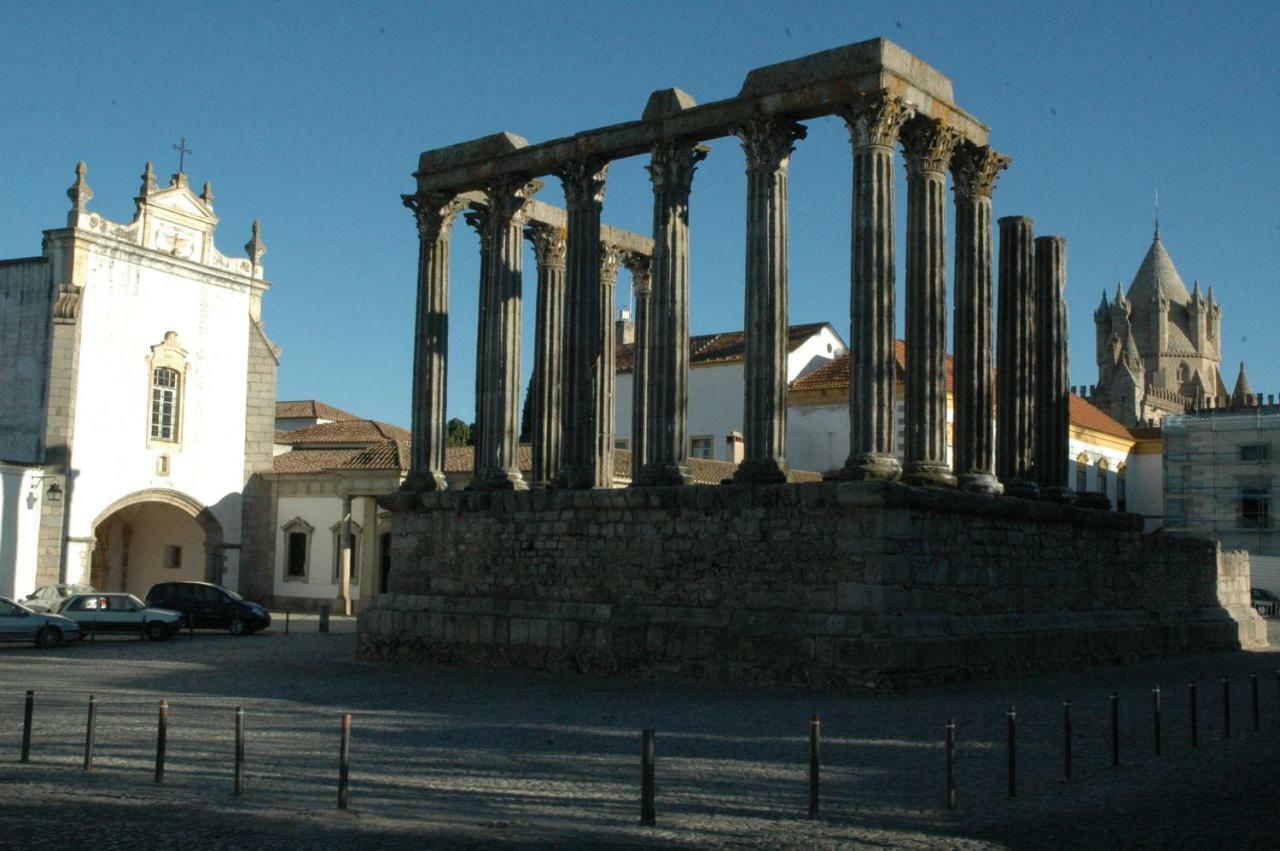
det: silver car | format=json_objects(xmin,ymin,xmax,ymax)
[
  {"xmin": 21, "ymin": 583, "xmax": 95, "ymax": 613},
  {"xmin": 55, "ymin": 594, "xmax": 185, "ymax": 641},
  {"xmin": 0, "ymin": 597, "xmax": 81, "ymax": 648}
]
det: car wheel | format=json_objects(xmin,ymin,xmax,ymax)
[
  {"xmin": 229, "ymin": 615, "xmax": 246, "ymax": 636},
  {"xmin": 35, "ymin": 627, "xmax": 62, "ymax": 649},
  {"xmin": 145, "ymin": 621, "xmax": 168, "ymax": 641}
]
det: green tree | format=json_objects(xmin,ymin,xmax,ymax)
[{"xmin": 446, "ymin": 417, "xmax": 470, "ymax": 447}]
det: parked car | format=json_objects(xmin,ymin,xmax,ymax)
[
  {"xmin": 0, "ymin": 597, "xmax": 81, "ymax": 647},
  {"xmin": 54, "ymin": 593, "xmax": 184, "ymax": 640},
  {"xmin": 21, "ymin": 583, "xmax": 96, "ymax": 613},
  {"xmin": 1251, "ymin": 588, "xmax": 1279, "ymax": 618},
  {"xmin": 145, "ymin": 582, "xmax": 271, "ymax": 635}
]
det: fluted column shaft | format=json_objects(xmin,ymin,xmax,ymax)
[
  {"xmin": 403, "ymin": 192, "xmax": 463, "ymax": 491},
  {"xmin": 526, "ymin": 223, "xmax": 568, "ymax": 486},
  {"xmin": 996, "ymin": 216, "xmax": 1038, "ymax": 496},
  {"xmin": 464, "ymin": 209, "xmax": 491, "ymax": 469},
  {"xmin": 596, "ymin": 245, "xmax": 622, "ymax": 486},
  {"xmin": 901, "ymin": 119, "xmax": 961, "ymax": 487},
  {"xmin": 623, "ymin": 254, "xmax": 653, "ymax": 478},
  {"xmin": 640, "ymin": 140, "xmax": 707, "ymax": 486},
  {"xmin": 951, "ymin": 146, "xmax": 1010, "ymax": 494},
  {"xmin": 732, "ymin": 118, "xmax": 806, "ymax": 484},
  {"xmin": 1034, "ymin": 235, "xmax": 1070, "ymax": 495},
  {"xmin": 839, "ymin": 93, "xmax": 913, "ymax": 481},
  {"xmin": 472, "ymin": 177, "xmax": 535, "ymax": 490},
  {"xmin": 554, "ymin": 160, "xmax": 609, "ymax": 489}
]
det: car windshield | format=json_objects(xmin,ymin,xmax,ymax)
[
  {"xmin": 127, "ymin": 594, "xmax": 147, "ymax": 609},
  {"xmin": 63, "ymin": 584, "xmax": 94, "ymax": 597},
  {"xmin": 223, "ymin": 588, "xmax": 243, "ymax": 601}
]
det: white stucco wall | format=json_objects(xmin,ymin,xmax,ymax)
[
  {"xmin": 788, "ymin": 326, "xmax": 846, "ymax": 381},
  {"xmin": 53, "ymin": 233, "xmax": 255, "ymax": 582},
  {"xmin": 0, "ymin": 260, "xmax": 54, "ymax": 463},
  {"xmin": 0, "ymin": 464, "xmax": 44, "ymax": 599},
  {"xmin": 1125, "ymin": 451, "xmax": 1164, "ymax": 530},
  {"xmin": 273, "ymin": 495, "xmax": 364, "ymax": 601}
]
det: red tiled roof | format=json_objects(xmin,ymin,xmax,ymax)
[
  {"xmin": 337, "ymin": 440, "xmax": 412, "ymax": 471},
  {"xmin": 1068, "ymin": 395, "xmax": 1134, "ymax": 440},
  {"xmin": 275, "ymin": 400, "xmax": 360, "ymax": 422},
  {"xmin": 617, "ymin": 322, "xmax": 832, "ymax": 373},
  {"xmin": 272, "ymin": 448, "xmax": 364, "ymax": 474},
  {"xmin": 610, "ymin": 449, "xmax": 821, "ymax": 484},
  {"xmin": 278, "ymin": 419, "xmax": 410, "ymax": 446}
]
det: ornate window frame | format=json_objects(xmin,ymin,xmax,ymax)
[
  {"xmin": 281, "ymin": 517, "xmax": 315, "ymax": 582},
  {"xmin": 146, "ymin": 332, "xmax": 190, "ymax": 447}
]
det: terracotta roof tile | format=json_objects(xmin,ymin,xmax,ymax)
[
  {"xmin": 336, "ymin": 440, "xmax": 411, "ymax": 471},
  {"xmin": 611, "ymin": 449, "xmax": 821, "ymax": 484},
  {"xmin": 443, "ymin": 445, "xmax": 534, "ymax": 473},
  {"xmin": 617, "ymin": 322, "xmax": 831, "ymax": 373},
  {"xmin": 1068, "ymin": 394, "xmax": 1134, "ymax": 440},
  {"xmin": 272, "ymin": 448, "xmax": 364, "ymax": 474},
  {"xmin": 278, "ymin": 419, "xmax": 410, "ymax": 446},
  {"xmin": 275, "ymin": 400, "xmax": 361, "ymax": 422}
]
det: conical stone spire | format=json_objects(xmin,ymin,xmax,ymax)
[
  {"xmin": 139, "ymin": 161, "xmax": 157, "ymax": 196},
  {"xmin": 1231, "ymin": 362, "xmax": 1254, "ymax": 406},
  {"xmin": 244, "ymin": 219, "xmax": 267, "ymax": 270}
]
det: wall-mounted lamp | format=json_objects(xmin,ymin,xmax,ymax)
[{"xmin": 30, "ymin": 475, "xmax": 62, "ymax": 504}]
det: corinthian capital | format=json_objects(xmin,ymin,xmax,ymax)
[
  {"xmin": 841, "ymin": 91, "xmax": 914, "ymax": 150},
  {"xmin": 950, "ymin": 144, "xmax": 1012, "ymax": 199},
  {"xmin": 484, "ymin": 175, "xmax": 540, "ymax": 224},
  {"xmin": 647, "ymin": 139, "xmax": 709, "ymax": 191},
  {"xmin": 734, "ymin": 118, "xmax": 807, "ymax": 171},
  {"xmin": 621, "ymin": 251, "xmax": 652, "ymax": 293},
  {"xmin": 524, "ymin": 222, "xmax": 567, "ymax": 269},
  {"xmin": 556, "ymin": 158, "xmax": 609, "ymax": 206},
  {"xmin": 600, "ymin": 243, "xmax": 623, "ymax": 285},
  {"xmin": 900, "ymin": 117, "xmax": 963, "ymax": 175},
  {"xmin": 463, "ymin": 207, "xmax": 490, "ymax": 240},
  {"xmin": 403, "ymin": 191, "xmax": 465, "ymax": 242}
]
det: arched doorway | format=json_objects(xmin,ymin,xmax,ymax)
[{"xmin": 90, "ymin": 489, "xmax": 224, "ymax": 597}]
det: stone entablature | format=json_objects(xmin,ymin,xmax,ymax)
[{"xmin": 361, "ymin": 482, "xmax": 1264, "ymax": 688}]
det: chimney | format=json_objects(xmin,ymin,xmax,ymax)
[
  {"xmin": 616, "ymin": 308, "xmax": 635, "ymax": 346},
  {"xmin": 726, "ymin": 431, "xmax": 744, "ymax": 464}
]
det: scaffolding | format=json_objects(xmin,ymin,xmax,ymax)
[{"xmin": 1162, "ymin": 407, "xmax": 1280, "ymax": 557}]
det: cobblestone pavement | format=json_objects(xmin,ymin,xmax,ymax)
[{"xmin": 0, "ymin": 620, "xmax": 1277, "ymax": 849}]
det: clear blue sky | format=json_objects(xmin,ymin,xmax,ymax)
[{"xmin": 3, "ymin": 1, "xmax": 1277, "ymax": 428}]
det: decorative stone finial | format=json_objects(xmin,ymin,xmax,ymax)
[
  {"xmin": 201, "ymin": 181, "xmax": 214, "ymax": 208},
  {"xmin": 67, "ymin": 160, "xmax": 93, "ymax": 212},
  {"xmin": 245, "ymin": 219, "xmax": 267, "ymax": 266},
  {"xmin": 140, "ymin": 161, "xmax": 157, "ymax": 196}
]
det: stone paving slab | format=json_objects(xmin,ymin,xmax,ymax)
[{"xmin": 0, "ymin": 628, "xmax": 1277, "ymax": 848}]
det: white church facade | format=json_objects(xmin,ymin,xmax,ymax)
[{"xmin": 0, "ymin": 162, "xmax": 278, "ymax": 601}]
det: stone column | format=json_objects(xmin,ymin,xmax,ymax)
[
  {"xmin": 464, "ymin": 208, "xmax": 491, "ymax": 468},
  {"xmin": 1034, "ymin": 235, "xmax": 1072, "ymax": 501},
  {"xmin": 639, "ymin": 139, "xmax": 708, "ymax": 486},
  {"xmin": 525, "ymin": 223, "xmax": 568, "ymax": 487},
  {"xmin": 359, "ymin": 495, "xmax": 378, "ymax": 611},
  {"xmin": 900, "ymin": 118, "xmax": 961, "ymax": 487},
  {"xmin": 339, "ymin": 494, "xmax": 353, "ymax": 616},
  {"xmin": 996, "ymin": 216, "xmax": 1038, "ymax": 497},
  {"xmin": 554, "ymin": 160, "xmax": 609, "ymax": 489},
  {"xmin": 950, "ymin": 145, "xmax": 1010, "ymax": 494},
  {"xmin": 596, "ymin": 244, "xmax": 622, "ymax": 486},
  {"xmin": 401, "ymin": 192, "xmax": 464, "ymax": 492},
  {"xmin": 732, "ymin": 117, "xmax": 806, "ymax": 485},
  {"xmin": 838, "ymin": 92, "xmax": 913, "ymax": 481},
  {"xmin": 471, "ymin": 176, "xmax": 537, "ymax": 490},
  {"xmin": 622, "ymin": 253, "xmax": 652, "ymax": 479}
]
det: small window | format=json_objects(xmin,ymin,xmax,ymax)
[
  {"xmin": 1117, "ymin": 464, "xmax": 1127, "ymax": 513},
  {"xmin": 286, "ymin": 532, "xmax": 308, "ymax": 579},
  {"xmin": 156, "ymin": 454, "xmax": 170, "ymax": 476},
  {"xmin": 1241, "ymin": 444, "xmax": 1270, "ymax": 462},
  {"xmin": 1075, "ymin": 455, "xmax": 1088, "ymax": 493},
  {"xmin": 164, "ymin": 545, "xmax": 182, "ymax": 570},
  {"xmin": 150, "ymin": 367, "xmax": 181, "ymax": 442},
  {"xmin": 690, "ymin": 436, "xmax": 713, "ymax": 460},
  {"xmin": 1240, "ymin": 487, "xmax": 1271, "ymax": 529},
  {"xmin": 614, "ymin": 438, "xmax": 629, "ymax": 451}
]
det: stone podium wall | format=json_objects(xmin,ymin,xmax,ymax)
[{"xmin": 358, "ymin": 482, "xmax": 1265, "ymax": 689}]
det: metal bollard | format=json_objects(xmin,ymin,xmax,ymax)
[
  {"xmin": 338, "ymin": 713, "xmax": 351, "ymax": 809},
  {"xmin": 319, "ymin": 605, "xmax": 331, "ymax": 634},
  {"xmin": 808, "ymin": 714, "xmax": 820, "ymax": 819},
  {"xmin": 21, "ymin": 690, "xmax": 33, "ymax": 763},
  {"xmin": 234, "ymin": 706, "xmax": 245, "ymax": 795},
  {"xmin": 1062, "ymin": 700, "xmax": 1072, "ymax": 781},
  {"xmin": 1152, "ymin": 686, "xmax": 1162, "ymax": 755},
  {"xmin": 1006, "ymin": 706, "xmax": 1016, "ymax": 799},
  {"xmin": 83, "ymin": 695, "xmax": 97, "ymax": 771},
  {"xmin": 945, "ymin": 720, "xmax": 956, "ymax": 811},
  {"xmin": 1189, "ymin": 681, "xmax": 1198, "ymax": 747},
  {"xmin": 285, "ymin": 609, "xmax": 291, "ymax": 636},
  {"xmin": 640, "ymin": 729, "xmax": 656, "ymax": 825},
  {"xmin": 1251, "ymin": 673, "xmax": 1260, "ymax": 732},
  {"xmin": 155, "ymin": 699, "xmax": 168, "ymax": 783},
  {"xmin": 188, "ymin": 615, "xmax": 194, "ymax": 641},
  {"xmin": 1222, "ymin": 677, "xmax": 1231, "ymax": 739},
  {"xmin": 1109, "ymin": 692, "xmax": 1119, "ymax": 768}
]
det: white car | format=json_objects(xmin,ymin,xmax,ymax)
[
  {"xmin": 21, "ymin": 583, "xmax": 95, "ymax": 613},
  {"xmin": 0, "ymin": 597, "xmax": 81, "ymax": 647},
  {"xmin": 55, "ymin": 594, "xmax": 185, "ymax": 640}
]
